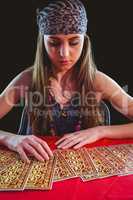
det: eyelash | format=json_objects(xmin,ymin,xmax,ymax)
[{"xmin": 49, "ymin": 41, "xmax": 79, "ymax": 47}]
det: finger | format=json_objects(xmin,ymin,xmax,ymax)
[
  {"xmin": 16, "ymin": 146, "xmax": 30, "ymax": 163},
  {"xmin": 57, "ymin": 135, "xmax": 80, "ymax": 148},
  {"xmin": 28, "ymin": 139, "xmax": 49, "ymax": 160},
  {"xmin": 74, "ymin": 135, "xmax": 99, "ymax": 149},
  {"xmin": 73, "ymin": 140, "xmax": 88, "ymax": 149},
  {"xmin": 61, "ymin": 137, "xmax": 83, "ymax": 149},
  {"xmin": 55, "ymin": 134, "xmax": 71, "ymax": 145},
  {"xmin": 35, "ymin": 137, "xmax": 53, "ymax": 157},
  {"xmin": 55, "ymin": 133, "xmax": 78, "ymax": 145},
  {"xmin": 23, "ymin": 143, "xmax": 46, "ymax": 161}
]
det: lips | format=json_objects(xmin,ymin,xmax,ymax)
[{"xmin": 60, "ymin": 60, "xmax": 72, "ymax": 64}]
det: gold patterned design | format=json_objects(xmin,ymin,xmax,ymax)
[
  {"xmin": 96, "ymin": 146, "xmax": 125, "ymax": 172},
  {"xmin": 107, "ymin": 145, "xmax": 133, "ymax": 174},
  {"xmin": 79, "ymin": 148, "xmax": 100, "ymax": 181},
  {"xmin": 0, "ymin": 149, "xmax": 18, "ymax": 172},
  {"xmin": 59, "ymin": 148, "xmax": 97, "ymax": 179},
  {"xmin": 109, "ymin": 145, "xmax": 133, "ymax": 162},
  {"xmin": 1, "ymin": 144, "xmax": 133, "ymax": 191},
  {"xmin": 25, "ymin": 156, "xmax": 56, "ymax": 190},
  {"xmin": 0, "ymin": 159, "xmax": 32, "ymax": 191},
  {"xmin": 86, "ymin": 148, "xmax": 118, "ymax": 178},
  {"xmin": 53, "ymin": 151, "xmax": 77, "ymax": 181}
]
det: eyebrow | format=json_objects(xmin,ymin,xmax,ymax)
[{"xmin": 48, "ymin": 36, "xmax": 80, "ymax": 40}]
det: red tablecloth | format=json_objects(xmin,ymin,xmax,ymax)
[{"xmin": 1, "ymin": 137, "xmax": 133, "ymax": 200}]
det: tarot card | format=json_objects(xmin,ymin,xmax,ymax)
[
  {"xmin": 25, "ymin": 156, "xmax": 56, "ymax": 190},
  {"xmin": 53, "ymin": 150, "xmax": 77, "ymax": 182},
  {"xmin": 107, "ymin": 144, "xmax": 133, "ymax": 175},
  {"xmin": 0, "ymin": 149, "xmax": 18, "ymax": 172},
  {"xmin": 85, "ymin": 147, "xmax": 118, "ymax": 178},
  {"xmin": 59, "ymin": 148, "xmax": 98, "ymax": 181},
  {"xmin": 79, "ymin": 148, "xmax": 99, "ymax": 182},
  {"xmin": 0, "ymin": 159, "xmax": 32, "ymax": 191},
  {"xmin": 120, "ymin": 144, "xmax": 133, "ymax": 154},
  {"xmin": 95, "ymin": 146, "xmax": 125, "ymax": 173}
]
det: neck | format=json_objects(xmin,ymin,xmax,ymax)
[{"xmin": 52, "ymin": 67, "xmax": 74, "ymax": 84}]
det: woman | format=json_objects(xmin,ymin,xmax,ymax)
[{"xmin": 0, "ymin": 0, "xmax": 133, "ymax": 163}]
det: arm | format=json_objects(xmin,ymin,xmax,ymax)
[
  {"xmin": 101, "ymin": 123, "xmax": 133, "ymax": 139},
  {"xmin": 0, "ymin": 68, "xmax": 53, "ymax": 161},
  {"xmin": 94, "ymin": 70, "xmax": 133, "ymax": 138},
  {"xmin": 56, "ymin": 70, "xmax": 133, "ymax": 149},
  {"xmin": 0, "ymin": 130, "xmax": 14, "ymax": 145},
  {"xmin": 0, "ymin": 68, "xmax": 32, "ymax": 119}
]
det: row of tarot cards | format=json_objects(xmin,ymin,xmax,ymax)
[{"xmin": 0, "ymin": 143, "xmax": 133, "ymax": 191}]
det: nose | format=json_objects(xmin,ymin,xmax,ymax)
[{"xmin": 59, "ymin": 43, "xmax": 69, "ymax": 58}]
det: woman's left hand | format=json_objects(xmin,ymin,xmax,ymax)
[{"xmin": 55, "ymin": 126, "xmax": 104, "ymax": 149}]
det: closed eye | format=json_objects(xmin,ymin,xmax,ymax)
[
  {"xmin": 48, "ymin": 41, "xmax": 61, "ymax": 47},
  {"xmin": 48, "ymin": 39, "xmax": 80, "ymax": 47},
  {"xmin": 69, "ymin": 41, "xmax": 80, "ymax": 46}
]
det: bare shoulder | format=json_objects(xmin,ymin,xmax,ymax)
[
  {"xmin": 93, "ymin": 70, "xmax": 124, "ymax": 100},
  {"xmin": 0, "ymin": 66, "xmax": 33, "ymax": 98},
  {"xmin": 93, "ymin": 70, "xmax": 133, "ymax": 119},
  {"xmin": 11, "ymin": 66, "xmax": 33, "ymax": 87},
  {"xmin": 0, "ymin": 67, "xmax": 33, "ymax": 118},
  {"xmin": 94, "ymin": 70, "xmax": 114, "ymax": 91}
]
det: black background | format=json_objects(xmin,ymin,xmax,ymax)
[{"xmin": 0, "ymin": 0, "xmax": 132, "ymax": 133}]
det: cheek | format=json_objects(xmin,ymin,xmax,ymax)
[
  {"xmin": 44, "ymin": 40, "xmax": 56, "ymax": 59},
  {"xmin": 73, "ymin": 45, "xmax": 83, "ymax": 61},
  {"xmin": 45, "ymin": 46, "xmax": 57, "ymax": 61}
]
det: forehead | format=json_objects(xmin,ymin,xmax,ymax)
[{"xmin": 44, "ymin": 34, "xmax": 84, "ymax": 40}]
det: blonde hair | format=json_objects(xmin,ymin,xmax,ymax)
[{"xmin": 28, "ymin": 33, "xmax": 104, "ymax": 135}]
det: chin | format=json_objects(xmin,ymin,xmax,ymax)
[{"xmin": 56, "ymin": 63, "xmax": 74, "ymax": 71}]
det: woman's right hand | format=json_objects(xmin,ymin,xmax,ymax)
[{"xmin": 4, "ymin": 134, "xmax": 53, "ymax": 163}]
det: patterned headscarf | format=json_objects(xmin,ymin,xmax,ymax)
[{"xmin": 37, "ymin": 0, "xmax": 88, "ymax": 35}]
